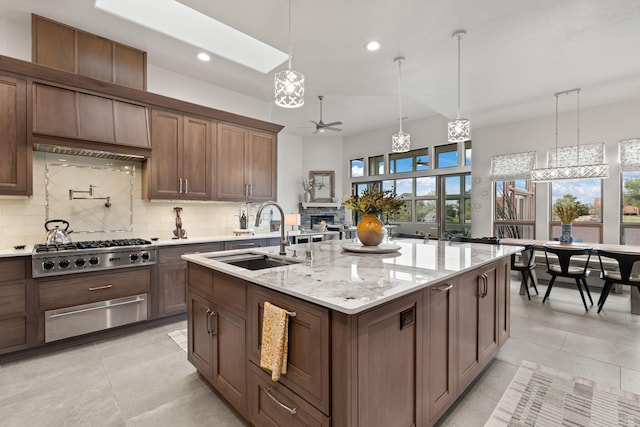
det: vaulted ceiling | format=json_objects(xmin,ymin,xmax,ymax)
[{"xmin": 2, "ymin": 0, "xmax": 640, "ymax": 137}]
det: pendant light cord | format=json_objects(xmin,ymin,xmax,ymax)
[
  {"xmin": 576, "ymin": 88, "xmax": 581, "ymax": 165},
  {"xmin": 456, "ymin": 34, "xmax": 461, "ymax": 119},
  {"xmin": 287, "ymin": 0, "xmax": 292, "ymax": 69},
  {"xmin": 397, "ymin": 59, "xmax": 403, "ymax": 133},
  {"xmin": 553, "ymin": 88, "xmax": 582, "ymax": 167}
]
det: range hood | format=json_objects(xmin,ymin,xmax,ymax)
[{"xmin": 33, "ymin": 143, "xmax": 148, "ymax": 162}]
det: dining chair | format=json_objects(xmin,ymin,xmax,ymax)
[
  {"xmin": 511, "ymin": 244, "xmax": 538, "ymax": 300},
  {"xmin": 596, "ymin": 249, "xmax": 640, "ymax": 313},
  {"xmin": 542, "ymin": 245, "xmax": 593, "ymax": 311}
]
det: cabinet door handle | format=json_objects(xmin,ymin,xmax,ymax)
[
  {"xmin": 481, "ymin": 274, "xmax": 488, "ymax": 297},
  {"xmin": 433, "ymin": 283, "xmax": 453, "ymax": 293},
  {"xmin": 88, "ymin": 284, "xmax": 112, "ymax": 291},
  {"xmin": 248, "ymin": 184, "xmax": 252, "ymax": 197},
  {"xmin": 184, "ymin": 178, "xmax": 188, "ymax": 194},
  {"xmin": 210, "ymin": 310, "xmax": 217, "ymax": 336},
  {"xmin": 205, "ymin": 309, "xmax": 211, "ymax": 335},
  {"xmin": 263, "ymin": 386, "xmax": 297, "ymax": 415},
  {"xmin": 237, "ymin": 242, "xmax": 257, "ymax": 247},
  {"xmin": 179, "ymin": 178, "xmax": 183, "ymax": 194}
]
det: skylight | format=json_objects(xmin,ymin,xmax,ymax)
[{"xmin": 94, "ymin": 0, "xmax": 289, "ymax": 74}]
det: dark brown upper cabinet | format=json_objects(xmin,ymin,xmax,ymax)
[{"xmin": 32, "ymin": 14, "xmax": 146, "ymax": 90}]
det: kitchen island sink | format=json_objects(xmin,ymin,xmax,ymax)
[{"xmin": 203, "ymin": 252, "xmax": 303, "ymax": 270}]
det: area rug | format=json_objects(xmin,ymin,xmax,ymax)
[
  {"xmin": 485, "ymin": 360, "xmax": 640, "ymax": 426},
  {"xmin": 168, "ymin": 329, "xmax": 187, "ymax": 352}
]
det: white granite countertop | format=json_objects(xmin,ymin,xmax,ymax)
[{"xmin": 183, "ymin": 238, "xmax": 523, "ymax": 315}]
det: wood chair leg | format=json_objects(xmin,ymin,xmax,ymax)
[
  {"xmin": 542, "ymin": 276, "xmax": 556, "ymax": 303},
  {"xmin": 582, "ymin": 279, "xmax": 593, "ymax": 305},
  {"xmin": 575, "ymin": 279, "xmax": 589, "ymax": 311}
]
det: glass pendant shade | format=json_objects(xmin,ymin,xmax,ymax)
[
  {"xmin": 530, "ymin": 164, "xmax": 609, "ymax": 182},
  {"xmin": 392, "ymin": 131, "xmax": 411, "ymax": 153},
  {"xmin": 274, "ymin": 69, "xmax": 304, "ymax": 108},
  {"xmin": 447, "ymin": 118, "xmax": 471, "ymax": 143}
]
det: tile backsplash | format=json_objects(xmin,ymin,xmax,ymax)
[{"xmin": 0, "ymin": 152, "xmax": 274, "ymax": 248}]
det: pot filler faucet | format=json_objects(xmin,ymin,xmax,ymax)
[{"xmin": 255, "ymin": 201, "xmax": 289, "ymax": 255}]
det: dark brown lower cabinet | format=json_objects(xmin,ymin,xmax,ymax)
[
  {"xmin": 187, "ymin": 265, "xmax": 247, "ymax": 417},
  {"xmin": 357, "ymin": 292, "xmax": 423, "ymax": 427},
  {"xmin": 426, "ymin": 280, "xmax": 457, "ymax": 424},
  {"xmin": 248, "ymin": 363, "xmax": 330, "ymax": 427},
  {"xmin": 457, "ymin": 261, "xmax": 500, "ymax": 392},
  {"xmin": 157, "ymin": 243, "xmax": 222, "ymax": 318},
  {"xmin": 0, "ymin": 257, "xmax": 29, "ymax": 355},
  {"xmin": 187, "ymin": 257, "xmax": 510, "ymax": 427}
]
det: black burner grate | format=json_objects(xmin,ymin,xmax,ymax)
[{"xmin": 34, "ymin": 238, "xmax": 152, "ymax": 253}]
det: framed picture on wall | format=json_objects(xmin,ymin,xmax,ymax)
[{"xmin": 310, "ymin": 170, "xmax": 335, "ymax": 202}]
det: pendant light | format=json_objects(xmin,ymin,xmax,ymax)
[
  {"xmin": 392, "ymin": 57, "xmax": 410, "ymax": 153},
  {"xmin": 531, "ymin": 88, "xmax": 609, "ymax": 181},
  {"xmin": 274, "ymin": 0, "xmax": 304, "ymax": 108},
  {"xmin": 447, "ymin": 30, "xmax": 471, "ymax": 143}
]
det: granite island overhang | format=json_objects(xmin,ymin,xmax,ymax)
[{"xmin": 182, "ymin": 238, "xmax": 523, "ymax": 315}]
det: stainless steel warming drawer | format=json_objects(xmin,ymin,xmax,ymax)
[
  {"xmin": 38, "ymin": 267, "xmax": 151, "ymax": 311},
  {"xmin": 44, "ymin": 294, "xmax": 148, "ymax": 343}
]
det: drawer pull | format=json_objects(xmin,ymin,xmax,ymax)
[
  {"xmin": 264, "ymin": 386, "xmax": 297, "ymax": 415},
  {"xmin": 88, "ymin": 284, "xmax": 113, "ymax": 291},
  {"xmin": 48, "ymin": 296, "xmax": 145, "ymax": 318},
  {"xmin": 433, "ymin": 284, "xmax": 453, "ymax": 293},
  {"xmin": 237, "ymin": 242, "xmax": 257, "ymax": 247}
]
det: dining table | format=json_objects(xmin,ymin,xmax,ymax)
[{"xmin": 500, "ymin": 238, "xmax": 640, "ymax": 314}]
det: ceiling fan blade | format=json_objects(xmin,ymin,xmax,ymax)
[
  {"xmin": 323, "ymin": 121, "xmax": 343, "ymax": 127},
  {"xmin": 310, "ymin": 120, "xmax": 320, "ymax": 126},
  {"xmin": 324, "ymin": 127, "xmax": 342, "ymax": 132}
]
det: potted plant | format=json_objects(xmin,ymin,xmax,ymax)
[
  {"xmin": 553, "ymin": 197, "xmax": 584, "ymax": 243},
  {"xmin": 343, "ymin": 188, "xmax": 404, "ymax": 246}
]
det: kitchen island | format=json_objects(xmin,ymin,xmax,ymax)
[{"xmin": 183, "ymin": 239, "xmax": 521, "ymax": 427}]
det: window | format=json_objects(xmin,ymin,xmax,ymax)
[
  {"xmin": 621, "ymin": 171, "xmax": 640, "ymax": 244},
  {"xmin": 435, "ymin": 143, "xmax": 458, "ymax": 168},
  {"xmin": 494, "ymin": 180, "xmax": 535, "ymax": 239},
  {"xmin": 442, "ymin": 174, "xmax": 472, "ymax": 238},
  {"xmin": 464, "ymin": 141, "xmax": 472, "ymax": 166},
  {"xmin": 369, "ymin": 155, "xmax": 384, "ymax": 176},
  {"xmin": 350, "ymin": 159, "xmax": 364, "ymax": 177},
  {"xmin": 550, "ymin": 180, "xmax": 603, "ymax": 243},
  {"xmin": 390, "ymin": 148, "xmax": 428, "ymax": 173}
]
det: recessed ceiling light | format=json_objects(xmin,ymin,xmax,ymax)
[
  {"xmin": 95, "ymin": 0, "xmax": 288, "ymax": 73},
  {"xmin": 197, "ymin": 52, "xmax": 211, "ymax": 62},
  {"xmin": 365, "ymin": 40, "xmax": 381, "ymax": 51}
]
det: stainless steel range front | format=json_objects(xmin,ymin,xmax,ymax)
[
  {"xmin": 32, "ymin": 238, "xmax": 156, "ymax": 278},
  {"xmin": 32, "ymin": 238, "xmax": 157, "ymax": 342}
]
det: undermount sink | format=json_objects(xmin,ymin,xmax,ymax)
[{"xmin": 204, "ymin": 253, "xmax": 303, "ymax": 270}]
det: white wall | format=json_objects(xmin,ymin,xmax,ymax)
[{"xmin": 300, "ymin": 135, "xmax": 345, "ymax": 201}]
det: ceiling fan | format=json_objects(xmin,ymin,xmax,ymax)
[{"xmin": 310, "ymin": 96, "xmax": 343, "ymax": 134}]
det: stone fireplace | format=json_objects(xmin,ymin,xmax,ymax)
[{"xmin": 299, "ymin": 205, "xmax": 346, "ymax": 229}]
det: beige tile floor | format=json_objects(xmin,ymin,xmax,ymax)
[{"xmin": 1, "ymin": 277, "xmax": 639, "ymax": 427}]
